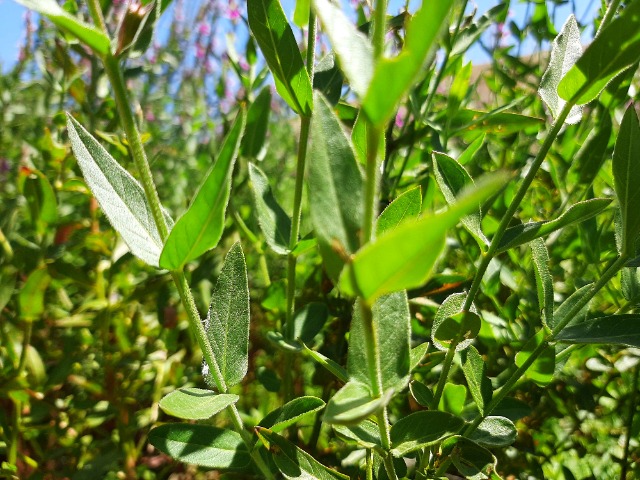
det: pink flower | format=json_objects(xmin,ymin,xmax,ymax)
[
  {"xmin": 196, "ymin": 44, "xmax": 206, "ymax": 60},
  {"xmin": 227, "ymin": 2, "xmax": 241, "ymax": 21},
  {"xmin": 198, "ymin": 22, "xmax": 211, "ymax": 36}
]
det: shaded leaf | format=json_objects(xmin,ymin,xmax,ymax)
[
  {"xmin": 461, "ymin": 346, "xmax": 493, "ymax": 416},
  {"xmin": 363, "ymin": 0, "xmax": 455, "ymax": 125},
  {"xmin": 312, "ymin": 0, "xmax": 373, "ymax": 98},
  {"xmin": 538, "ymin": 15, "xmax": 583, "ymax": 124},
  {"xmin": 248, "ymin": 162, "xmax": 292, "ymax": 255},
  {"xmin": 308, "ymin": 92, "xmax": 363, "ymax": 282},
  {"xmin": 410, "ymin": 381, "xmax": 434, "ymax": 408},
  {"xmin": 19, "ymin": 268, "xmax": 50, "ymax": 322},
  {"xmin": 160, "ymin": 110, "xmax": 245, "ymax": 270},
  {"xmin": 531, "ymin": 238, "xmax": 554, "ymax": 329},
  {"xmin": 432, "ymin": 293, "xmax": 479, "ymax": 353},
  {"xmin": 255, "ymin": 428, "xmax": 349, "ymax": 479},
  {"xmin": 390, "ymin": 411, "xmax": 464, "ymax": 457},
  {"xmin": 248, "ymin": 0, "xmax": 313, "ymax": 116},
  {"xmin": 515, "ymin": 329, "xmax": 554, "ymax": 386},
  {"xmin": 552, "ymin": 283, "xmax": 592, "ymax": 330},
  {"xmin": 441, "ymin": 436, "xmax": 497, "ymax": 479},
  {"xmin": 376, "ymin": 186, "xmax": 422, "ymax": 236},
  {"xmin": 496, "ymin": 198, "xmax": 612, "ymax": 253},
  {"xmin": 333, "ymin": 419, "xmax": 381, "ymax": 450},
  {"xmin": 242, "ymin": 87, "xmax": 272, "ymax": 158},
  {"xmin": 612, "ymin": 105, "xmax": 640, "ymax": 256},
  {"xmin": 313, "ymin": 53, "xmax": 344, "ymax": 106},
  {"xmin": 159, "ymin": 388, "xmax": 238, "ymax": 420},
  {"xmin": 558, "ymin": 2, "xmax": 640, "ymax": 105},
  {"xmin": 293, "ymin": 302, "xmax": 329, "ymax": 343},
  {"xmin": 66, "ymin": 114, "xmax": 173, "ymax": 267},
  {"xmin": 148, "ymin": 424, "xmax": 249, "ymax": 469},
  {"xmin": 16, "ymin": 0, "xmax": 110, "ymax": 54},
  {"xmin": 260, "ymin": 396, "xmax": 325, "ymax": 432},
  {"xmin": 348, "ymin": 292, "xmax": 411, "ymax": 392},
  {"xmin": 556, "ymin": 314, "xmax": 640, "ymax": 348},
  {"xmin": 203, "ymin": 243, "xmax": 249, "ymax": 389},
  {"xmin": 341, "ymin": 173, "xmax": 507, "ymax": 302},
  {"xmin": 469, "ymin": 416, "xmax": 517, "ymax": 447}
]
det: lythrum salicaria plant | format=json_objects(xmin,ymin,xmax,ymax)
[{"xmin": 8, "ymin": 0, "xmax": 640, "ymax": 478}]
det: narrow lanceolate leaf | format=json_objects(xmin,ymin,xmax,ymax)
[
  {"xmin": 314, "ymin": 53, "xmax": 344, "ymax": 106},
  {"xmin": 159, "ymin": 388, "xmax": 238, "ymax": 420},
  {"xmin": 341, "ymin": 173, "xmax": 507, "ymax": 303},
  {"xmin": 148, "ymin": 424, "xmax": 250, "ymax": 469},
  {"xmin": 496, "ymin": 198, "xmax": 612, "ymax": 253},
  {"xmin": 556, "ymin": 315, "xmax": 640, "ymax": 348},
  {"xmin": 433, "ymin": 152, "xmax": 488, "ymax": 248},
  {"xmin": 66, "ymin": 114, "xmax": 173, "ymax": 267},
  {"xmin": 531, "ymin": 238, "xmax": 554, "ymax": 329},
  {"xmin": 255, "ymin": 428, "xmax": 349, "ymax": 479},
  {"xmin": 552, "ymin": 283, "xmax": 592, "ymax": 330},
  {"xmin": 259, "ymin": 396, "xmax": 326, "ymax": 432},
  {"xmin": 312, "ymin": 0, "xmax": 373, "ymax": 97},
  {"xmin": 376, "ymin": 187, "xmax": 422, "ymax": 236},
  {"xmin": 323, "ymin": 381, "xmax": 393, "ymax": 425},
  {"xmin": 242, "ymin": 87, "xmax": 272, "ymax": 158},
  {"xmin": 390, "ymin": 411, "xmax": 465, "ymax": 457},
  {"xmin": 308, "ymin": 92, "xmax": 363, "ymax": 282},
  {"xmin": 302, "ymin": 344, "xmax": 348, "ymax": 383},
  {"xmin": 248, "ymin": 162, "xmax": 292, "ymax": 254},
  {"xmin": 461, "ymin": 346, "xmax": 493, "ymax": 416},
  {"xmin": 348, "ymin": 292, "xmax": 411, "ymax": 392},
  {"xmin": 160, "ymin": 110, "xmax": 245, "ymax": 270},
  {"xmin": 558, "ymin": 1, "xmax": 640, "ymax": 105},
  {"xmin": 363, "ymin": 0, "xmax": 454, "ymax": 125},
  {"xmin": 203, "ymin": 243, "xmax": 249, "ymax": 389},
  {"xmin": 538, "ymin": 15, "xmax": 583, "ymax": 124},
  {"xmin": 612, "ymin": 105, "xmax": 640, "ymax": 256},
  {"xmin": 248, "ymin": 0, "xmax": 313, "ymax": 116},
  {"xmin": 16, "ymin": 0, "xmax": 110, "ymax": 55}
]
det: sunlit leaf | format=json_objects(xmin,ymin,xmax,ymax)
[
  {"xmin": 376, "ymin": 187, "xmax": 421, "ymax": 236},
  {"xmin": 323, "ymin": 381, "xmax": 393, "ymax": 425},
  {"xmin": 531, "ymin": 238, "xmax": 554, "ymax": 329},
  {"xmin": 260, "ymin": 396, "xmax": 325, "ymax": 432},
  {"xmin": 159, "ymin": 388, "xmax": 238, "ymax": 420},
  {"xmin": 515, "ymin": 329, "xmax": 554, "ymax": 386},
  {"xmin": 469, "ymin": 416, "xmax": 517, "ymax": 447},
  {"xmin": 461, "ymin": 346, "xmax": 492, "ymax": 416}
]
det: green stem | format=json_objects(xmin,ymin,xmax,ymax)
[
  {"xmin": 8, "ymin": 399, "xmax": 20, "ymax": 465},
  {"xmin": 431, "ymin": 343, "xmax": 456, "ymax": 408},
  {"xmin": 621, "ymin": 363, "xmax": 640, "ymax": 480},
  {"xmin": 597, "ymin": 0, "xmax": 623, "ymax": 36},
  {"xmin": 464, "ymin": 255, "xmax": 627, "ymax": 436}
]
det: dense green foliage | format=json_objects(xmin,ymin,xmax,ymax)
[{"xmin": 1, "ymin": 1, "xmax": 640, "ymax": 479}]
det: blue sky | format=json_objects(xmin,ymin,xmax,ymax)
[{"xmin": 0, "ymin": 0, "xmax": 599, "ymax": 72}]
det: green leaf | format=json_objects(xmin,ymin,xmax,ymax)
[
  {"xmin": 572, "ymin": 113, "xmax": 612, "ymax": 186},
  {"xmin": 204, "ymin": 242, "xmax": 250, "ymax": 389},
  {"xmin": 376, "ymin": 187, "xmax": 422, "ymax": 236},
  {"xmin": 23, "ymin": 169, "xmax": 58, "ymax": 234},
  {"xmin": 351, "ymin": 109, "xmax": 385, "ymax": 165},
  {"xmin": 242, "ymin": 87, "xmax": 272, "ymax": 158},
  {"xmin": 248, "ymin": 0, "xmax": 313, "ymax": 116},
  {"xmin": 16, "ymin": 0, "xmax": 110, "ymax": 55},
  {"xmin": 248, "ymin": 162, "xmax": 292, "ymax": 255},
  {"xmin": 302, "ymin": 344, "xmax": 348, "ymax": 383},
  {"xmin": 468, "ymin": 416, "xmax": 517, "ymax": 448},
  {"xmin": 409, "ymin": 341, "xmax": 430, "ymax": 371},
  {"xmin": 515, "ymin": 329, "xmax": 554, "ymax": 386},
  {"xmin": 496, "ymin": 198, "xmax": 612, "ymax": 253},
  {"xmin": 441, "ymin": 436, "xmax": 497, "ymax": 479},
  {"xmin": 449, "ymin": 109, "xmax": 544, "ymax": 137},
  {"xmin": 556, "ymin": 315, "xmax": 640, "ymax": 348},
  {"xmin": 159, "ymin": 388, "xmax": 238, "ymax": 420},
  {"xmin": 313, "ymin": 53, "xmax": 344, "ymax": 106},
  {"xmin": 323, "ymin": 381, "xmax": 393, "ymax": 425},
  {"xmin": 552, "ymin": 284, "xmax": 592, "ymax": 330},
  {"xmin": 341, "ymin": 173, "xmax": 507, "ymax": 302},
  {"xmin": 438, "ymin": 383, "xmax": 466, "ymax": 416},
  {"xmin": 312, "ymin": 0, "xmax": 373, "ymax": 98},
  {"xmin": 531, "ymin": 238, "xmax": 554, "ymax": 329},
  {"xmin": 293, "ymin": 0, "xmax": 310, "ymax": 27},
  {"xmin": 461, "ymin": 346, "xmax": 493, "ymax": 416},
  {"xmin": 450, "ymin": 4, "xmax": 508, "ymax": 56},
  {"xmin": 149, "ymin": 424, "xmax": 249, "ymax": 469},
  {"xmin": 390, "ymin": 411, "xmax": 465, "ymax": 457},
  {"xmin": 308, "ymin": 92, "xmax": 363, "ymax": 281},
  {"xmin": 259, "ymin": 396, "xmax": 326, "ymax": 432},
  {"xmin": 293, "ymin": 302, "xmax": 329, "ymax": 343},
  {"xmin": 19, "ymin": 268, "xmax": 50, "ymax": 322},
  {"xmin": 348, "ymin": 292, "xmax": 411, "ymax": 392},
  {"xmin": 492, "ymin": 397, "xmax": 532, "ymax": 422},
  {"xmin": 66, "ymin": 114, "xmax": 173, "ymax": 267},
  {"xmin": 409, "ymin": 381, "xmax": 434, "ymax": 408},
  {"xmin": 255, "ymin": 428, "xmax": 349, "ymax": 479},
  {"xmin": 363, "ymin": 0, "xmax": 455, "ymax": 125},
  {"xmin": 458, "ymin": 133, "xmax": 485, "ymax": 166},
  {"xmin": 333, "ymin": 419, "xmax": 381, "ymax": 449},
  {"xmin": 538, "ymin": 15, "xmax": 583, "ymax": 124},
  {"xmin": 558, "ymin": 2, "xmax": 640, "ymax": 105},
  {"xmin": 612, "ymin": 105, "xmax": 640, "ymax": 256},
  {"xmin": 432, "ymin": 293, "xmax": 479, "ymax": 352},
  {"xmin": 434, "ymin": 151, "xmax": 488, "ymax": 248},
  {"xmin": 160, "ymin": 110, "xmax": 245, "ymax": 270}
]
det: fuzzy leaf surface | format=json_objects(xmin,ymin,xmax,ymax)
[
  {"xmin": 556, "ymin": 315, "xmax": 640, "ymax": 348},
  {"xmin": 390, "ymin": 411, "xmax": 464, "ymax": 457},
  {"xmin": 259, "ymin": 396, "xmax": 326, "ymax": 432},
  {"xmin": 469, "ymin": 416, "xmax": 517, "ymax": 448},
  {"xmin": 531, "ymin": 238, "xmax": 554, "ymax": 329},
  {"xmin": 461, "ymin": 346, "xmax": 493, "ymax": 416},
  {"xmin": 159, "ymin": 388, "xmax": 238, "ymax": 420},
  {"xmin": 242, "ymin": 87, "xmax": 272, "ymax": 158},
  {"xmin": 376, "ymin": 187, "xmax": 422, "ymax": 236}
]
